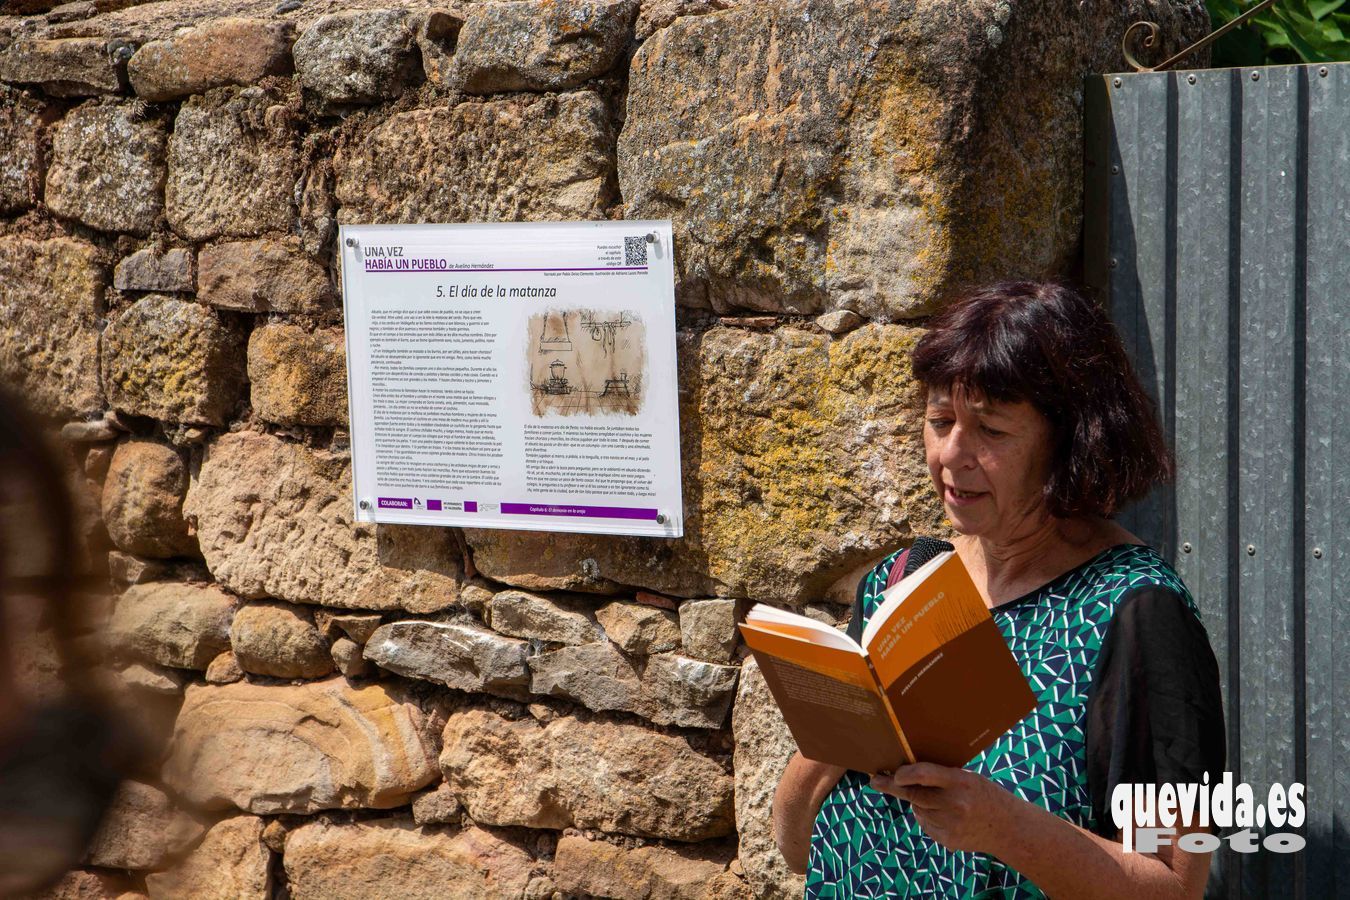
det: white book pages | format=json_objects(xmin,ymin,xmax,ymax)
[
  {"xmin": 744, "ymin": 604, "xmax": 863, "ymax": 654},
  {"xmin": 859, "ymin": 550, "xmax": 954, "ymax": 650}
]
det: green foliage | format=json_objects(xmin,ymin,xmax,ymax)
[{"xmin": 1207, "ymin": 0, "xmax": 1350, "ymax": 66}]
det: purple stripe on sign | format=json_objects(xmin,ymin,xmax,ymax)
[
  {"xmin": 465, "ymin": 501, "xmax": 478, "ymax": 512},
  {"xmin": 362, "ymin": 266, "xmax": 649, "ymax": 273},
  {"xmin": 426, "ymin": 499, "xmax": 443, "ymax": 511},
  {"xmin": 500, "ymin": 503, "xmax": 658, "ymax": 520},
  {"xmin": 378, "ymin": 497, "xmax": 412, "ymax": 509}
]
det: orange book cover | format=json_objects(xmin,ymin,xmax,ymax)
[{"xmin": 739, "ymin": 551, "xmax": 1037, "ymax": 773}]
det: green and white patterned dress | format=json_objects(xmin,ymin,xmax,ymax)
[{"xmin": 806, "ymin": 542, "xmax": 1225, "ymax": 898}]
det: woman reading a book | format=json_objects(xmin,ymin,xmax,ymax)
[{"xmin": 772, "ymin": 281, "xmax": 1225, "ymax": 898}]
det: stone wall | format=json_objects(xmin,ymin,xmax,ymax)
[{"xmin": 0, "ymin": 1, "xmax": 1207, "ymax": 897}]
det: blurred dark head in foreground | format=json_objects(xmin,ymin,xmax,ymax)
[{"xmin": 0, "ymin": 388, "xmax": 134, "ymax": 897}]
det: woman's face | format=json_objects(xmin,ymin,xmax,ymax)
[{"xmin": 923, "ymin": 386, "xmax": 1055, "ymax": 541}]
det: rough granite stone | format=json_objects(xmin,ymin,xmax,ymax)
[
  {"xmin": 284, "ymin": 818, "xmax": 535, "ymax": 900},
  {"xmin": 596, "ymin": 600, "xmax": 681, "ymax": 653},
  {"xmin": 0, "ymin": 37, "xmax": 130, "ymax": 96},
  {"xmin": 198, "ymin": 238, "xmax": 333, "ymax": 314},
  {"xmin": 452, "ymin": 0, "xmax": 637, "ymax": 94},
  {"xmin": 816, "ymin": 309, "xmax": 865, "ymax": 335},
  {"xmin": 101, "ymin": 294, "xmax": 247, "ymax": 426},
  {"xmin": 486, "ymin": 589, "xmax": 603, "ymax": 645},
  {"xmin": 247, "ymin": 324, "xmax": 347, "ymax": 427},
  {"xmin": 334, "ymin": 92, "xmax": 614, "ymax": 225},
  {"xmin": 363, "ymin": 620, "xmax": 530, "ymax": 698},
  {"xmin": 113, "ymin": 247, "xmax": 195, "ymax": 292},
  {"xmin": 732, "ymin": 657, "xmax": 804, "ymax": 899},
  {"xmin": 529, "ymin": 641, "xmax": 737, "ymax": 729},
  {"xmin": 620, "ymin": 0, "xmax": 1209, "ymax": 317},
  {"xmin": 0, "ymin": 88, "xmax": 45, "ymax": 213},
  {"xmin": 679, "ymin": 598, "xmax": 738, "ymax": 663},
  {"xmin": 101, "ymin": 438, "xmax": 196, "ymax": 559},
  {"xmin": 29, "ymin": 869, "xmax": 135, "ymax": 900},
  {"xmin": 46, "ymin": 101, "xmax": 166, "ymax": 234},
  {"xmin": 0, "ymin": 236, "xmax": 105, "ymax": 418},
  {"xmin": 230, "ymin": 601, "xmax": 335, "ymax": 680},
  {"xmin": 164, "ymin": 678, "xmax": 439, "ymax": 814},
  {"xmin": 84, "ymin": 780, "xmax": 203, "ymax": 871},
  {"xmin": 204, "ymin": 650, "xmax": 243, "ymax": 685},
  {"xmin": 330, "ymin": 636, "xmax": 374, "ymax": 678},
  {"xmin": 410, "ymin": 782, "xmax": 461, "ymax": 826},
  {"xmin": 144, "ymin": 815, "xmax": 271, "ymax": 900},
  {"xmin": 293, "ymin": 10, "xmax": 422, "ymax": 110},
  {"xmin": 108, "ymin": 581, "xmax": 238, "ymax": 670},
  {"xmin": 441, "ymin": 707, "xmax": 734, "ymax": 841},
  {"xmin": 313, "ymin": 610, "xmax": 383, "ymax": 645},
  {"xmin": 128, "ymin": 17, "xmax": 294, "ymax": 101},
  {"xmin": 185, "ymin": 431, "xmax": 463, "ymax": 612},
  {"xmin": 552, "ymin": 834, "xmax": 738, "ymax": 900},
  {"xmin": 166, "ymin": 85, "xmax": 300, "ymax": 241}
]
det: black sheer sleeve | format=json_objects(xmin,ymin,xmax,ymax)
[{"xmin": 1084, "ymin": 585, "xmax": 1227, "ymax": 838}]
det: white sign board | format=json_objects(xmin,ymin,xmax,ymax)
[{"xmin": 339, "ymin": 221, "xmax": 683, "ymax": 538}]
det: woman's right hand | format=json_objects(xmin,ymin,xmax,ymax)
[{"xmin": 772, "ymin": 752, "xmax": 848, "ymax": 874}]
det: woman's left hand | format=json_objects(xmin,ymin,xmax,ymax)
[{"xmin": 869, "ymin": 763, "xmax": 1018, "ymax": 854}]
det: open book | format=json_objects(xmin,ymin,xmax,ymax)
[{"xmin": 738, "ymin": 550, "xmax": 1037, "ymax": 773}]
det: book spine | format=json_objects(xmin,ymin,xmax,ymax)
[{"xmin": 864, "ymin": 655, "xmax": 915, "ymax": 768}]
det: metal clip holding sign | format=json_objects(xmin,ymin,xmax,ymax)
[{"xmin": 338, "ymin": 220, "xmax": 684, "ymax": 540}]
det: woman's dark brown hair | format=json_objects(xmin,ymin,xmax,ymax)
[{"xmin": 910, "ymin": 280, "xmax": 1173, "ymax": 519}]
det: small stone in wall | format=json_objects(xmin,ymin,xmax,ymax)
[
  {"xmin": 283, "ymin": 818, "xmax": 535, "ymax": 900},
  {"xmin": 0, "ymin": 37, "xmax": 129, "ymax": 96},
  {"xmin": 31, "ymin": 870, "xmax": 135, "ymax": 900},
  {"xmin": 164, "ymin": 678, "xmax": 439, "ymax": 814},
  {"xmin": 61, "ymin": 419, "xmax": 119, "ymax": 443},
  {"xmin": 204, "ymin": 650, "xmax": 243, "ymax": 685},
  {"xmin": 816, "ymin": 309, "xmax": 865, "ymax": 335},
  {"xmin": 293, "ymin": 10, "xmax": 424, "ymax": 111},
  {"xmin": 198, "ymin": 239, "xmax": 332, "ymax": 315},
  {"xmin": 84, "ymin": 780, "xmax": 204, "ymax": 871},
  {"xmin": 596, "ymin": 600, "xmax": 681, "ymax": 653},
  {"xmin": 313, "ymin": 610, "xmax": 384, "ymax": 645},
  {"xmin": 144, "ymin": 815, "xmax": 270, "ymax": 900},
  {"xmin": 113, "ymin": 247, "xmax": 194, "ymax": 293},
  {"xmin": 128, "ymin": 17, "xmax": 295, "ymax": 102},
  {"xmin": 46, "ymin": 101, "xmax": 167, "ymax": 235},
  {"xmin": 0, "ymin": 88, "xmax": 45, "ymax": 214},
  {"xmin": 363, "ymin": 620, "xmax": 530, "ymax": 699},
  {"xmin": 230, "ymin": 601, "xmax": 335, "ymax": 680},
  {"xmin": 487, "ymin": 589, "xmax": 604, "ymax": 645},
  {"xmin": 116, "ymin": 662, "xmax": 185, "ymax": 696},
  {"xmin": 101, "ymin": 438, "xmax": 196, "ymax": 559},
  {"xmin": 452, "ymin": 0, "xmax": 638, "ymax": 94},
  {"xmin": 330, "ymin": 636, "xmax": 373, "ymax": 678},
  {"xmin": 166, "ymin": 85, "xmax": 299, "ymax": 242},
  {"xmin": 0, "ymin": 236, "xmax": 105, "ymax": 419},
  {"xmin": 101, "ymin": 295, "xmax": 247, "ymax": 427},
  {"xmin": 410, "ymin": 782, "xmax": 461, "ymax": 826},
  {"xmin": 248, "ymin": 324, "xmax": 347, "ymax": 427},
  {"xmin": 108, "ymin": 581, "xmax": 237, "ymax": 671},
  {"xmin": 679, "ymin": 598, "xmax": 739, "ymax": 663}
]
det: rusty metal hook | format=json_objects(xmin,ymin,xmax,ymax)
[{"xmin": 1123, "ymin": 0, "xmax": 1280, "ymax": 73}]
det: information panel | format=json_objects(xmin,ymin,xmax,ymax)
[{"xmin": 339, "ymin": 221, "xmax": 683, "ymax": 538}]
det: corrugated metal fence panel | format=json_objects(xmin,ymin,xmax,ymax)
[{"xmin": 1084, "ymin": 62, "xmax": 1350, "ymax": 900}]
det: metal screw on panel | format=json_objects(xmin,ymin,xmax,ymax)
[
  {"xmin": 1108, "ymin": 258, "xmax": 1118, "ymax": 269},
  {"xmin": 645, "ymin": 232, "xmax": 658, "ymax": 244},
  {"xmin": 1313, "ymin": 547, "xmax": 1324, "ymax": 559},
  {"xmin": 358, "ymin": 498, "xmax": 371, "ymax": 511},
  {"xmin": 1246, "ymin": 544, "xmax": 1256, "ymax": 555},
  {"xmin": 345, "ymin": 237, "xmax": 356, "ymax": 248},
  {"xmin": 1182, "ymin": 542, "xmax": 1193, "ymax": 553},
  {"xmin": 655, "ymin": 513, "xmax": 667, "ymax": 524},
  {"xmin": 1187, "ymin": 74, "xmax": 1196, "ymax": 84},
  {"xmin": 1251, "ymin": 71, "xmax": 1260, "ymax": 81},
  {"xmin": 1110, "ymin": 164, "xmax": 1120, "ymax": 174},
  {"xmin": 1113, "ymin": 77, "xmax": 1122, "ymax": 88},
  {"xmin": 1319, "ymin": 67, "xmax": 1328, "ymax": 77}
]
